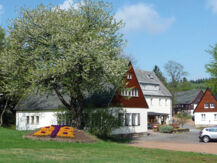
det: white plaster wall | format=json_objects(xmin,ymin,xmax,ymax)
[
  {"xmin": 195, "ymin": 112, "xmax": 217, "ymax": 126},
  {"xmin": 145, "ymin": 96, "xmax": 172, "ymax": 123},
  {"xmin": 111, "ymin": 108, "xmax": 148, "ymax": 135},
  {"xmin": 16, "ymin": 110, "xmax": 60, "ymax": 130}
]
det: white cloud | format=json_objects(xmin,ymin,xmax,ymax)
[
  {"xmin": 115, "ymin": 3, "xmax": 175, "ymax": 34},
  {"xmin": 206, "ymin": 0, "xmax": 217, "ymax": 14},
  {"xmin": 59, "ymin": 0, "xmax": 73, "ymax": 10},
  {"xmin": 58, "ymin": 0, "xmax": 83, "ymax": 10}
]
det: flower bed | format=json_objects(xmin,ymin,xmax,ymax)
[
  {"xmin": 57, "ymin": 126, "xmax": 74, "ymax": 138},
  {"xmin": 33, "ymin": 126, "xmax": 55, "ymax": 136},
  {"xmin": 33, "ymin": 125, "xmax": 74, "ymax": 138}
]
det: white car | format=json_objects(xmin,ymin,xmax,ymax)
[{"xmin": 199, "ymin": 127, "xmax": 217, "ymax": 143}]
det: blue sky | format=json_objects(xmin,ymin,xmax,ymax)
[{"xmin": 0, "ymin": 0, "xmax": 216, "ymax": 80}]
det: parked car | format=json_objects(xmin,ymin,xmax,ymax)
[{"xmin": 199, "ymin": 127, "xmax": 217, "ymax": 143}]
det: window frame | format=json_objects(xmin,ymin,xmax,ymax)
[
  {"xmin": 201, "ymin": 114, "xmax": 206, "ymax": 121},
  {"xmin": 204, "ymin": 103, "xmax": 209, "ymax": 109},
  {"xmin": 127, "ymin": 73, "xmax": 132, "ymax": 79},
  {"xmin": 26, "ymin": 116, "xmax": 29, "ymax": 125},
  {"xmin": 36, "ymin": 116, "xmax": 39, "ymax": 125},
  {"xmin": 31, "ymin": 116, "xmax": 34, "ymax": 124},
  {"xmin": 210, "ymin": 103, "xmax": 215, "ymax": 109}
]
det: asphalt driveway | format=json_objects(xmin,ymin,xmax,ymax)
[
  {"xmin": 129, "ymin": 129, "xmax": 217, "ymax": 155},
  {"xmin": 134, "ymin": 129, "xmax": 201, "ymax": 144}
]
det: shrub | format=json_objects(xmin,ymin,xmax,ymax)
[
  {"xmin": 85, "ymin": 108, "xmax": 122, "ymax": 138},
  {"xmin": 159, "ymin": 125, "xmax": 173, "ymax": 133}
]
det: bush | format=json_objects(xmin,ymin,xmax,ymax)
[
  {"xmin": 159, "ymin": 125, "xmax": 173, "ymax": 133},
  {"xmin": 85, "ymin": 108, "xmax": 122, "ymax": 138}
]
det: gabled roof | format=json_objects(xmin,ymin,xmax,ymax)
[
  {"xmin": 174, "ymin": 89, "xmax": 203, "ymax": 105},
  {"xmin": 111, "ymin": 62, "xmax": 149, "ymax": 108},
  {"xmin": 194, "ymin": 88, "xmax": 217, "ymax": 113},
  {"xmin": 134, "ymin": 70, "xmax": 172, "ymax": 97}
]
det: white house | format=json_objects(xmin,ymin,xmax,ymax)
[
  {"xmin": 174, "ymin": 89, "xmax": 203, "ymax": 115},
  {"xmin": 15, "ymin": 63, "xmax": 172, "ymax": 135},
  {"xmin": 15, "ymin": 62, "xmax": 149, "ymax": 135},
  {"xmin": 194, "ymin": 88, "xmax": 217, "ymax": 127},
  {"xmin": 135, "ymin": 70, "xmax": 172, "ymax": 125}
]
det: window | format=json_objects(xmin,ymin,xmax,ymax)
[
  {"xmin": 31, "ymin": 116, "xmax": 34, "ymax": 124},
  {"xmin": 204, "ymin": 103, "xmax": 209, "ymax": 108},
  {"xmin": 201, "ymin": 114, "xmax": 206, "ymax": 121},
  {"xmin": 124, "ymin": 113, "xmax": 140, "ymax": 126},
  {"xmin": 159, "ymin": 98, "xmax": 161, "ymax": 106},
  {"xmin": 36, "ymin": 116, "xmax": 39, "ymax": 124},
  {"xmin": 132, "ymin": 113, "xmax": 140, "ymax": 126},
  {"xmin": 210, "ymin": 103, "xmax": 215, "ymax": 109},
  {"xmin": 121, "ymin": 88, "xmax": 139, "ymax": 97},
  {"xmin": 135, "ymin": 89, "xmax": 139, "ymax": 97},
  {"xmin": 125, "ymin": 113, "xmax": 131, "ymax": 126},
  {"xmin": 132, "ymin": 114, "xmax": 137, "ymax": 126},
  {"xmin": 147, "ymin": 74, "xmax": 154, "ymax": 79},
  {"xmin": 214, "ymin": 114, "xmax": 217, "ymax": 121},
  {"xmin": 26, "ymin": 116, "xmax": 29, "ymax": 125},
  {"xmin": 127, "ymin": 73, "xmax": 132, "ymax": 79}
]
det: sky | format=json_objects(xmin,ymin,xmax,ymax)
[{"xmin": 0, "ymin": 0, "xmax": 216, "ymax": 80}]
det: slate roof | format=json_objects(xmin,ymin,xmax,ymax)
[
  {"xmin": 134, "ymin": 70, "xmax": 172, "ymax": 97},
  {"xmin": 15, "ymin": 90, "xmax": 115, "ymax": 111},
  {"xmin": 174, "ymin": 89, "xmax": 202, "ymax": 105},
  {"xmin": 15, "ymin": 93, "xmax": 68, "ymax": 111}
]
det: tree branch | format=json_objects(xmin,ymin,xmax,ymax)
[{"xmin": 53, "ymin": 87, "xmax": 71, "ymax": 109}]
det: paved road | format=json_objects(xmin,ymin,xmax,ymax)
[
  {"xmin": 129, "ymin": 129, "xmax": 217, "ymax": 155},
  {"xmin": 134, "ymin": 129, "xmax": 201, "ymax": 144}
]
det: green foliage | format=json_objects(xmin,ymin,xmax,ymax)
[
  {"xmin": 7, "ymin": 1, "xmax": 129, "ymax": 128},
  {"xmin": 206, "ymin": 45, "xmax": 217, "ymax": 94},
  {"xmin": 56, "ymin": 109, "xmax": 74, "ymax": 126},
  {"xmin": 159, "ymin": 125, "xmax": 174, "ymax": 133},
  {"xmin": 0, "ymin": 26, "xmax": 28, "ymax": 126},
  {"xmin": 153, "ymin": 65, "xmax": 167, "ymax": 86},
  {"xmin": 176, "ymin": 77, "xmax": 193, "ymax": 92},
  {"xmin": 176, "ymin": 111, "xmax": 188, "ymax": 128},
  {"xmin": 0, "ymin": 26, "xmax": 5, "ymax": 51},
  {"xmin": 190, "ymin": 78, "xmax": 209, "ymax": 91},
  {"xmin": 86, "ymin": 108, "xmax": 121, "ymax": 138}
]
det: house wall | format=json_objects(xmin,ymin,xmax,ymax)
[
  {"xmin": 16, "ymin": 110, "xmax": 60, "ymax": 130},
  {"xmin": 144, "ymin": 96, "xmax": 172, "ymax": 123},
  {"xmin": 16, "ymin": 108, "xmax": 148, "ymax": 135},
  {"xmin": 111, "ymin": 107, "xmax": 148, "ymax": 135},
  {"xmin": 195, "ymin": 112, "xmax": 217, "ymax": 127}
]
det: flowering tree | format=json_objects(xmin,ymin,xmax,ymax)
[{"xmin": 8, "ymin": 0, "xmax": 128, "ymax": 129}]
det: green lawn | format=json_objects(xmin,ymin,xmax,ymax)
[{"xmin": 0, "ymin": 128, "xmax": 217, "ymax": 163}]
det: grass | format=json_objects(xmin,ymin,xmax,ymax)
[{"xmin": 0, "ymin": 128, "xmax": 217, "ymax": 163}]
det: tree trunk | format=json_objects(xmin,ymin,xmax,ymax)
[
  {"xmin": 54, "ymin": 86, "xmax": 84, "ymax": 129},
  {"xmin": 0, "ymin": 98, "xmax": 9, "ymax": 127}
]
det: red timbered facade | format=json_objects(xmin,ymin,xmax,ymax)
[{"xmin": 111, "ymin": 62, "xmax": 149, "ymax": 108}]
